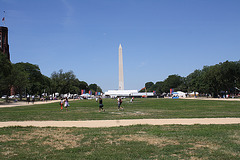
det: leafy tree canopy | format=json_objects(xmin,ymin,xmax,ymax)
[
  {"xmin": 0, "ymin": 52, "xmax": 12, "ymax": 97},
  {"xmin": 142, "ymin": 60, "xmax": 240, "ymax": 96}
]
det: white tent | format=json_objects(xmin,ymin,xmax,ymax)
[
  {"xmin": 104, "ymin": 90, "xmax": 138, "ymax": 97},
  {"xmin": 172, "ymin": 91, "xmax": 186, "ymax": 98}
]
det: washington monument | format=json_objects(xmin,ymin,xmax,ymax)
[{"xmin": 119, "ymin": 44, "xmax": 124, "ymax": 90}]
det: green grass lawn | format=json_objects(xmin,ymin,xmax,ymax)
[
  {"xmin": 1, "ymin": 98, "xmax": 240, "ymax": 159},
  {"xmin": 0, "ymin": 98, "xmax": 240, "ymax": 121},
  {"xmin": 0, "ymin": 124, "xmax": 240, "ymax": 160}
]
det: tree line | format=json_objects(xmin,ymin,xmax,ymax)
[
  {"xmin": 141, "ymin": 60, "xmax": 240, "ymax": 97},
  {"xmin": 0, "ymin": 52, "xmax": 102, "ymax": 100}
]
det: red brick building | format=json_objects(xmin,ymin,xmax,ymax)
[
  {"xmin": 0, "ymin": 26, "xmax": 10, "ymax": 60},
  {"xmin": 0, "ymin": 26, "xmax": 13, "ymax": 95}
]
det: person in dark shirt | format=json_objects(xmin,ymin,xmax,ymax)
[
  {"xmin": 27, "ymin": 96, "xmax": 30, "ymax": 104},
  {"xmin": 98, "ymin": 97, "xmax": 105, "ymax": 112},
  {"xmin": 32, "ymin": 95, "xmax": 35, "ymax": 104},
  {"xmin": 117, "ymin": 97, "xmax": 124, "ymax": 111}
]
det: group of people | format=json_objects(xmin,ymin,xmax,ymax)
[
  {"xmin": 98, "ymin": 97, "xmax": 124, "ymax": 112},
  {"xmin": 27, "ymin": 95, "xmax": 35, "ymax": 104},
  {"xmin": 60, "ymin": 97, "xmax": 70, "ymax": 111},
  {"xmin": 59, "ymin": 96, "xmax": 128, "ymax": 112}
]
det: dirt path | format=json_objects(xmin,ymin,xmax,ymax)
[
  {"xmin": 0, "ymin": 118, "xmax": 240, "ymax": 128},
  {"xmin": 0, "ymin": 99, "xmax": 78, "ymax": 108},
  {"xmin": 184, "ymin": 97, "xmax": 240, "ymax": 101}
]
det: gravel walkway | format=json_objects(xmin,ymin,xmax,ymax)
[
  {"xmin": 0, "ymin": 118, "xmax": 240, "ymax": 128},
  {"xmin": 0, "ymin": 100, "xmax": 61, "ymax": 108}
]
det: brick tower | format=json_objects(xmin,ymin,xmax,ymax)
[{"xmin": 0, "ymin": 26, "xmax": 10, "ymax": 60}]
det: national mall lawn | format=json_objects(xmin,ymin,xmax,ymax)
[
  {"xmin": 0, "ymin": 98, "xmax": 240, "ymax": 121},
  {"xmin": 0, "ymin": 98, "xmax": 240, "ymax": 160}
]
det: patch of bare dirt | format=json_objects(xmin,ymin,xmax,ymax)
[
  {"xmin": 102, "ymin": 133, "xmax": 179, "ymax": 147},
  {"xmin": 0, "ymin": 135, "xmax": 15, "ymax": 142},
  {"xmin": 189, "ymin": 141, "xmax": 239, "ymax": 158},
  {"xmin": 109, "ymin": 111, "xmax": 150, "ymax": 116},
  {"xmin": 1, "ymin": 147, "xmax": 15, "ymax": 156},
  {"xmin": 230, "ymin": 131, "xmax": 240, "ymax": 145},
  {"xmin": 119, "ymin": 134, "xmax": 179, "ymax": 147},
  {"xmin": 194, "ymin": 143, "xmax": 220, "ymax": 150}
]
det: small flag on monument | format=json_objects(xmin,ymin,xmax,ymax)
[{"xmin": 2, "ymin": 11, "xmax": 5, "ymax": 22}]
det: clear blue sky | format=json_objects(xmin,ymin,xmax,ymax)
[{"xmin": 1, "ymin": 0, "xmax": 240, "ymax": 92}]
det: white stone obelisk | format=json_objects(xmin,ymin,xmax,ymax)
[{"xmin": 119, "ymin": 44, "xmax": 124, "ymax": 90}]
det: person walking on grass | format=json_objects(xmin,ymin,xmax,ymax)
[
  {"xmin": 98, "ymin": 97, "xmax": 105, "ymax": 112},
  {"xmin": 60, "ymin": 98, "xmax": 64, "ymax": 111},
  {"xmin": 27, "ymin": 96, "xmax": 30, "ymax": 104},
  {"xmin": 32, "ymin": 95, "xmax": 35, "ymax": 104},
  {"xmin": 130, "ymin": 97, "xmax": 134, "ymax": 103},
  {"xmin": 96, "ymin": 97, "xmax": 98, "ymax": 102},
  {"xmin": 64, "ymin": 97, "xmax": 69, "ymax": 111},
  {"xmin": 117, "ymin": 97, "xmax": 124, "ymax": 111}
]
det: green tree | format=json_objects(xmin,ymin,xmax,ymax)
[
  {"xmin": 89, "ymin": 83, "xmax": 102, "ymax": 93},
  {"xmin": 10, "ymin": 63, "xmax": 29, "ymax": 100},
  {"xmin": 202, "ymin": 61, "xmax": 240, "ymax": 97},
  {"xmin": 219, "ymin": 61, "xmax": 240, "ymax": 93},
  {"xmin": 41, "ymin": 75, "xmax": 53, "ymax": 95},
  {"xmin": 161, "ymin": 75, "xmax": 183, "ymax": 93},
  {"xmin": 154, "ymin": 81, "xmax": 164, "ymax": 93},
  {"xmin": 0, "ymin": 52, "xmax": 12, "ymax": 100},
  {"xmin": 14, "ymin": 62, "xmax": 44, "ymax": 95},
  {"xmin": 96, "ymin": 85, "xmax": 102, "ymax": 93},
  {"xmin": 89, "ymin": 84, "xmax": 98, "ymax": 91},
  {"xmin": 186, "ymin": 69, "xmax": 205, "ymax": 93},
  {"xmin": 145, "ymin": 82, "xmax": 154, "ymax": 91},
  {"xmin": 51, "ymin": 69, "xmax": 88, "ymax": 95},
  {"xmin": 141, "ymin": 60, "xmax": 240, "ymax": 96},
  {"xmin": 148, "ymin": 81, "xmax": 164, "ymax": 93},
  {"xmin": 78, "ymin": 81, "xmax": 89, "ymax": 93}
]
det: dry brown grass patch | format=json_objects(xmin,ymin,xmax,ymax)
[
  {"xmin": 189, "ymin": 141, "xmax": 240, "ymax": 158},
  {"xmin": 34, "ymin": 128, "xmax": 84, "ymax": 150},
  {"xmin": 1, "ymin": 147, "xmax": 15, "ymax": 156},
  {"xmin": 119, "ymin": 135, "xmax": 178, "ymax": 147},
  {"xmin": 127, "ymin": 111, "xmax": 150, "ymax": 116},
  {"xmin": 0, "ymin": 135, "xmax": 15, "ymax": 142},
  {"xmin": 229, "ymin": 131, "xmax": 240, "ymax": 145},
  {"xmin": 193, "ymin": 143, "xmax": 220, "ymax": 150},
  {"xmin": 0, "ymin": 128, "xmax": 84, "ymax": 151},
  {"xmin": 109, "ymin": 134, "xmax": 180, "ymax": 147}
]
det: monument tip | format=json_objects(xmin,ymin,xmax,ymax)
[{"xmin": 119, "ymin": 44, "xmax": 122, "ymax": 48}]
